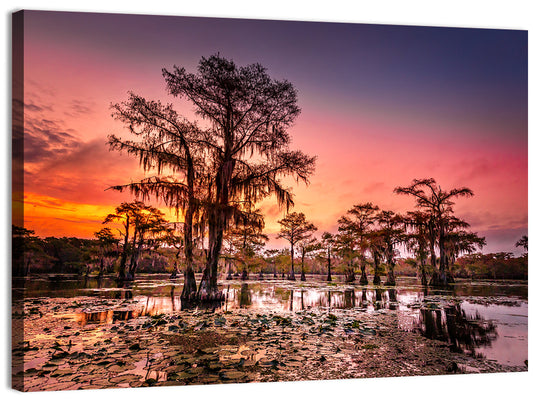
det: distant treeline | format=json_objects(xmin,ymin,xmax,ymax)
[
  {"xmin": 13, "ymin": 225, "xmax": 527, "ymax": 281},
  {"xmin": 12, "ymin": 225, "xmax": 171, "ymax": 277},
  {"xmin": 453, "ymin": 252, "xmax": 528, "ymax": 280}
]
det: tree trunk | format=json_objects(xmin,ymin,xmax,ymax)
[
  {"xmin": 345, "ymin": 263, "xmax": 355, "ymax": 283},
  {"xmin": 359, "ymin": 258, "xmax": 368, "ymax": 285},
  {"xmin": 127, "ymin": 227, "xmax": 138, "ymax": 280},
  {"xmin": 118, "ymin": 216, "xmax": 130, "ymax": 280},
  {"xmin": 181, "ymin": 199, "xmax": 198, "ymax": 300},
  {"xmin": 288, "ymin": 243, "xmax": 296, "ymax": 280},
  {"xmin": 225, "ymin": 258, "xmax": 233, "ymax": 280},
  {"xmin": 99, "ymin": 257, "xmax": 105, "ymax": 278},
  {"xmin": 326, "ymin": 248, "xmax": 332, "ymax": 282},
  {"xmin": 241, "ymin": 268, "xmax": 249, "ymax": 280},
  {"xmin": 385, "ymin": 259, "xmax": 396, "ymax": 286},
  {"xmin": 372, "ymin": 254, "xmax": 381, "ymax": 285},
  {"xmin": 433, "ymin": 226, "xmax": 449, "ymax": 287},
  {"xmin": 197, "ymin": 213, "xmax": 224, "ymax": 300},
  {"xmin": 197, "ymin": 157, "xmax": 233, "ymax": 301},
  {"xmin": 420, "ymin": 257, "xmax": 428, "ymax": 286},
  {"xmin": 197, "ymin": 199, "xmax": 227, "ymax": 301},
  {"xmin": 25, "ymin": 256, "xmax": 32, "ymax": 276},
  {"xmin": 300, "ymin": 250, "xmax": 306, "ymax": 281},
  {"xmin": 226, "ymin": 259, "xmax": 233, "ymax": 280},
  {"xmin": 182, "ymin": 267, "xmax": 197, "ymax": 301}
]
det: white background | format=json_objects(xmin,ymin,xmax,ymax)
[{"xmin": 1, "ymin": 1, "xmax": 531, "ymax": 398}]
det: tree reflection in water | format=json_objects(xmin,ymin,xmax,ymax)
[
  {"xmin": 375, "ymin": 288, "xmax": 383, "ymax": 310},
  {"xmin": 419, "ymin": 304, "xmax": 498, "ymax": 357},
  {"xmin": 387, "ymin": 288, "xmax": 398, "ymax": 310},
  {"xmin": 239, "ymin": 283, "xmax": 252, "ymax": 308},
  {"xmin": 114, "ymin": 280, "xmax": 133, "ymax": 300},
  {"xmin": 344, "ymin": 289, "xmax": 355, "ymax": 308}
]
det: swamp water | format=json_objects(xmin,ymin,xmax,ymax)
[{"xmin": 12, "ymin": 275, "xmax": 527, "ymax": 391}]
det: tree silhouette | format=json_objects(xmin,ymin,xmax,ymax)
[
  {"xmin": 103, "ymin": 201, "xmax": 171, "ymax": 280},
  {"xmin": 109, "ymin": 91, "xmax": 209, "ymax": 299},
  {"xmin": 403, "ymin": 211, "xmax": 433, "ymax": 286},
  {"xmin": 12, "ymin": 225, "xmax": 45, "ymax": 277},
  {"xmin": 264, "ymin": 249, "xmax": 279, "ymax": 277},
  {"xmin": 297, "ymin": 236, "xmax": 320, "ymax": 281},
  {"xmin": 367, "ymin": 229, "xmax": 385, "ymax": 285},
  {"xmin": 126, "ymin": 205, "xmax": 172, "ymax": 280},
  {"xmin": 515, "ymin": 235, "xmax": 528, "ymax": 252},
  {"xmin": 277, "ymin": 212, "xmax": 317, "ymax": 280},
  {"xmin": 225, "ymin": 207, "xmax": 268, "ymax": 280},
  {"xmin": 321, "ymin": 232, "xmax": 336, "ymax": 281},
  {"xmin": 94, "ymin": 227, "xmax": 119, "ymax": 278},
  {"xmin": 163, "ymin": 55, "xmax": 316, "ymax": 299},
  {"xmin": 442, "ymin": 218, "xmax": 486, "ymax": 279},
  {"xmin": 338, "ymin": 202, "xmax": 379, "ymax": 285},
  {"xmin": 335, "ymin": 216, "xmax": 359, "ymax": 282},
  {"xmin": 375, "ymin": 210, "xmax": 404, "ymax": 286},
  {"xmin": 394, "ymin": 178, "xmax": 477, "ymax": 286}
]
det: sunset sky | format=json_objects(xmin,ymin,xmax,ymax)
[{"xmin": 19, "ymin": 10, "xmax": 527, "ymax": 254}]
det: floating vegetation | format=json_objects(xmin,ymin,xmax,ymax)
[{"xmin": 12, "ymin": 291, "xmax": 527, "ymax": 392}]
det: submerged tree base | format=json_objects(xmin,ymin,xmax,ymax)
[
  {"xmin": 429, "ymin": 272, "xmax": 454, "ymax": 288},
  {"xmin": 196, "ymin": 289, "xmax": 225, "ymax": 302}
]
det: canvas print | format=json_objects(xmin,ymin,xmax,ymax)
[{"xmin": 12, "ymin": 10, "xmax": 528, "ymax": 392}]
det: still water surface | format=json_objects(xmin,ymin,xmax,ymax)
[{"xmin": 16, "ymin": 274, "xmax": 528, "ymax": 367}]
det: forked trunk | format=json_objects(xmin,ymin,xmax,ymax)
[
  {"xmin": 197, "ymin": 158, "xmax": 233, "ymax": 301},
  {"xmin": 197, "ymin": 203, "xmax": 226, "ymax": 301}
]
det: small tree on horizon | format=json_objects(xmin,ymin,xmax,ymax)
[
  {"xmin": 297, "ymin": 236, "xmax": 320, "ymax": 281},
  {"xmin": 277, "ymin": 212, "xmax": 317, "ymax": 280},
  {"xmin": 337, "ymin": 202, "xmax": 379, "ymax": 285},
  {"xmin": 94, "ymin": 227, "xmax": 120, "ymax": 278},
  {"xmin": 515, "ymin": 235, "xmax": 528, "ymax": 252},
  {"xmin": 321, "ymin": 232, "xmax": 336, "ymax": 281},
  {"xmin": 394, "ymin": 178, "xmax": 477, "ymax": 287}
]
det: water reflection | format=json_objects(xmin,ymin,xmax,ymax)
[
  {"xmin": 20, "ymin": 275, "xmax": 527, "ymax": 366},
  {"xmin": 76, "ymin": 309, "xmax": 146, "ymax": 326},
  {"xmin": 239, "ymin": 283, "xmax": 252, "ymax": 308},
  {"xmin": 417, "ymin": 304, "xmax": 498, "ymax": 357}
]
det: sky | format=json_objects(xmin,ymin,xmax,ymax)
[{"xmin": 17, "ymin": 10, "xmax": 528, "ymax": 255}]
